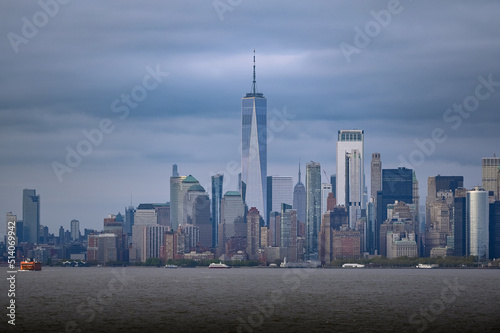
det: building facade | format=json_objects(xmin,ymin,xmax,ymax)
[
  {"xmin": 241, "ymin": 52, "xmax": 267, "ymax": 225},
  {"xmin": 336, "ymin": 130, "xmax": 364, "ymax": 208},
  {"xmin": 306, "ymin": 161, "xmax": 321, "ymax": 260},
  {"xmin": 22, "ymin": 189, "xmax": 40, "ymax": 244}
]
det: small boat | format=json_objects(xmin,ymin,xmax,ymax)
[
  {"xmin": 342, "ymin": 263, "xmax": 365, "ymax": 268},
  {"xmin": 208, "ymin": 262, "xmax": 231, "ymax": 269},
  {"xmin": 20, "ymin": 259, "xmax": 42, "ymax": 271},
  {"xmin": 164, "ymin": 264, "xmax": 178, "ymax": 269},
  {"xmin": 416, "ymin": 264, "xmax": 439, "ymax": 269}
]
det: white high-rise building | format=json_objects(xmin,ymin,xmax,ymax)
[
  {"xmin": 346, "ymin": 149, "xmax": 363, "ymax": 229},
  {"xmin": 466, "ymin": 186, "xmax": 489, "ymax": 259},
  {"xmin": 336, "ymin": 130, "xmax": 364, "ymax": 211}
]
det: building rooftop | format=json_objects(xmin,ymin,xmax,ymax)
[
  {"xmin": 188, "ymin": 184, "xmax": 206, "ymax": 192},
  {"xmin": 182, "ymin": 175, "xmax": 199, "ymax": 183},
  {"xmin": 224, "ymin": 191, "xmax": 241, "ymax": 197}
]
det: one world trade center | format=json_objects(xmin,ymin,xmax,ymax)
[{"xmin": 241, "ymin": 50, "xmax": 267, "ymax": 225}]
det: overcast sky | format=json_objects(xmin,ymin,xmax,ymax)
[{"xmin": 1, "ymin": 1, "xmax": 499, "ymax": 234}]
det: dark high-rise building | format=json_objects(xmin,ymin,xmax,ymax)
[
  {"xmin": 330, "ymin": 174, "xmax": 336, "ymax": 198},
  {"xmin": 306, "ymin": 161, "xmax": 321, "ymax": 260},
  {"xmin": 371, "ymin": 153, "xmax": 382, "ymax": 200},
  {"xmin": 453, "ymin": 189, "xmax": 467, "ymax": 256},
  {"xmin": 378, "ymin": 168, "xmax": 413, "ymax": 222},
  {"xmin": 375, "ymin": 168, "xmax": 413, "ymax": 253},
  {"xmin": 489, "ymin": 201, "xmax": 500, "ymax": 259},
  {"xmin": 293, "ymin": 163, "xmax": 306, "ymax": 225},
  {"xmin": 241, "ymin": 51, "xmax": 267, "ymax": 225},
  {"xmin": 124, "ymin": 206, "xmax": 136, "ymax": 236},
  {"xmin": 211, "ymin": 174, "xmax": 224, "ymax": 248},
  {"xmin": 22, "ymin": 189, "xmax": 40, "ymax": 244}
]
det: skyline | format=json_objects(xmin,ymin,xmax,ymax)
[{"xmin": 1, "ymin": 1, "xmax": 500, "ymax": 233}]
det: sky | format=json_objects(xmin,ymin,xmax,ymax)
[{"xmin": 1, "ymin": 1, "xmax": 499, "ymax": 235}]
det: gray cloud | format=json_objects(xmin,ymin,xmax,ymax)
[{"xmin": 0, "ymin": 0, "xmax": 499, "ymax": 233}]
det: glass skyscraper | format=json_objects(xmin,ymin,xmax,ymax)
[
  {"xmin": 306, "ymin": 161, "xmax": 321, "ymax": 260},
  {"xmin": 211, "ymin": 174, "xmax": 223, "ymax": 248},
  {"xmin": 22, "ymin": 189, "xmax": 40, "ymax": 244},
  {"xmin": 466, "ymin": 186, "xmax": 489, "ymax": 259},
  {"xmin": 241, "ymin": 51, "xmax": 267, "ymax": 224}
]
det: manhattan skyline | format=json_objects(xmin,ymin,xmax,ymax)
[{"xmin": 1, "ymin": 1, "xmax": 500, "ymax": 234}]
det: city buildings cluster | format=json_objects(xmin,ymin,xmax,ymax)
[{"xmin": 3, "ymin": 55, "xmax": 500, "ymax": 266}]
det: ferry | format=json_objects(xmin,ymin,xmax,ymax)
[
  {"xmin": 342, "ymin": 263, "xmax": 365, "ymax": 268},
  {"xmin": 164, "ymin": 264, "xmax": 178, "ymax": 269},
  {"xmin": 416, "ymin": 264, "xmax": 439, "ymax": 269},
  {"xmin": 19, "ymin": 259, "xmax": 42, "ymax": 271},
  {"xmin": 208, "ymin": 262, "xmax": 231, "ymax": 269}
]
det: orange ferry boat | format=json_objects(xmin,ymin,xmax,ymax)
[{"xmin": 20, "ymin": 259, "xmax": 42, "ymax": 271}]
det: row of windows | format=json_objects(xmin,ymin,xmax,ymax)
[
  {"xmin": 242, "ymin": 114, "xmax": 266, "ymax": 125},
  {"xmin": 339, "ymin": 131, "xmax": 363, "ymax": 142}
]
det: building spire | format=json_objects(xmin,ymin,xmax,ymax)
[
  {"xmin": 298, "ymin": 159, "xmax": 302, "ymax": 184},
  {"xmin": 252, "ymin": 49, "xmax": 256, "ymax": 95}
]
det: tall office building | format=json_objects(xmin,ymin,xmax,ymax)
[
  {"xmin": 22, "ymin": 189, "xmax": 40, "ymax": 244},
  {"xmin": 330, "ymin": 174, "xmax": 337, "ymax": 198},
  {"xmin": 170, "ymin": 174, "xmax": 200, "ymax": 229},
  {"xmin": 170, "ymin": 168, "xmax": 187, "ymax": 230},
  {"xmin": 321, "ymin": 183, "xmax": 333, "ymax": 216},
  {"xmin": 211, "ymin": 174, "xmax": 224, "ymax": 248},
  {"xmin": 466, "ymin": 187, "xmax": 489, "ymax": 259},
  {"xmin": 336, "ymin": 130, "xmax": 364, "ymax": 208},
  {"xmin": 371, "ymin": 153, "xmax": 382, "ymax": 200},
  {"xmin": 246, "ymin": 207, "xmax": 261, "ymax": 260},
  {"xmin": 267, "ymin": 176, "xmax": 293, "ymax": 222},
  {"xmin": 426, "ymin": 175, "xmax": 464, "ymax": 229},
  {"xmin": 124, "ymin": 206, "xmax": 135, "ymax": 235},
  {"xmin": 490, "ymin": 201, "xmax": 500, "ymax": 260},
  {"xmin": 70, "ymin": 219, "xmax": 80, "ymax": 241},
  {"xmin": 293, "ymin": 163, "xmax": 306, "ymax": 225},
  {"xmin": 184, "ymin": 184, "xmax": 211, "ymax": 248},
  {"xmin": 241, "ymin": 51, "xmax": 267, "ymax": 225},
  {"xmin": 134, "ymin": 204, "xmax": 158, "ymax": 226},
  {"xmin": 453, "ymin": 188, "xmax": 467, "ymax": 256},
  {"xmin": 218, "ymin": 191, "xmax": 246, "ymax": 255},
  {"xmin": 345, "ymin": 149, "xmax": 363, "ymax": 228},
  {"xmin": 482, "ymin": 157, "xmax": 500, "ymax": 200},
  {"xmin": 306, "ymin": 161, "xmax": 321, "ymax": 260},
  {"xmin": 375, "ymin": 168, "xmax": 413, "ymax": 253}
]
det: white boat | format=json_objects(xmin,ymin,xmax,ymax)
[
  {"xmin": 342, "ymin": 263, "xmax": 365, "ymax": 268},
  {"xmin": 208, "ymin": 262, "xmax": 231, "ymax": 269},
  {"xmin": 416, "ymin": 264, "xmax": 439, "ymax": 269},
  {"xmin": 164, "ymin": 264, "xmax": 178, "ymax": 269}
]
